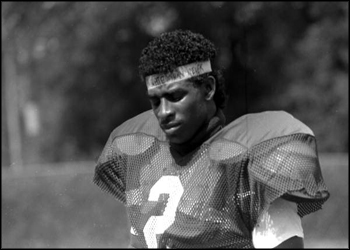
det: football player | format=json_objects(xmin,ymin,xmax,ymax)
[{"xmin": 94, "ymin": 30, "xmax": 330, "ymax": 248}]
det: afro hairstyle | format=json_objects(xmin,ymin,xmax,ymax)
[{"xmin": 139, "ymin": 29, "xmax": 228, "ymax": 109}]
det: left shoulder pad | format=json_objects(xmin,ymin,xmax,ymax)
[{"xmin": 218, "ymin": 111, "xmax": 314, "ymax": 148}]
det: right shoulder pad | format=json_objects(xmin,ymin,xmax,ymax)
[{"xmin": 110, "ymin": 109, "xmax": 166, "ymax": 141}]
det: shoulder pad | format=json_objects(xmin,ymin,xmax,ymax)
[
  {"xmin": 110, "ymin": 109, "xmax": 166, "ymax": 141},
  {"xmin": 217, "ymin": 111, "xmax": 314, "ymax": 148}
]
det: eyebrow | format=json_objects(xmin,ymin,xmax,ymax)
[{"xmin": 147, "ymin": 88, "xmax": 186, "ymax": 99}]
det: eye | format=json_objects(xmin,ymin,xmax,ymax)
[{"xmin": 169, "ymin": 92, "xmax": 184, "ymax": 102}]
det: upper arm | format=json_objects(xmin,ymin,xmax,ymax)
[{"xmin": 252, "ymin": 198, "xmax": 304, "ymax": 248}]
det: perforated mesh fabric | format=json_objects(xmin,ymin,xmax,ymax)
[{"xmin": 94, "ymin": 132, "xmax": 329, "ymax": 248}]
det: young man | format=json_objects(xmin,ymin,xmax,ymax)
[{"xmin": 93, "ymin": 30, "xmax": 330, "ymax": 248}]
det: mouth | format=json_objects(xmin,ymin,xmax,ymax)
[{"xmin": 161, "ymin": 123, "xmax": 181, "ymax": 133}]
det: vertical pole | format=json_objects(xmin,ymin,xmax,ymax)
[{"xmin": 3, "ymin": 43, "xmax": 23, "ymax": 170}]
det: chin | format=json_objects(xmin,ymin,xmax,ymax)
[
  {"xmin": 166, "ymin": 135, "xmax": 187, "ymax": 145},
  {"xmin": 167, "ymin": 137, "xmax": 183, "ymax": 144}
]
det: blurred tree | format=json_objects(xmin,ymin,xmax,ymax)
[
  {"xmin": 277, "ymin": 2, "xmax": 349, "ymax": 152},
  {"xmin": 2, "ymin": 2, "xmax": 348, "ymax": 166}
]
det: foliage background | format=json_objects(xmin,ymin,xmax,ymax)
[
  {"xmin": 1, "ymin": 1, "xmax": 348, "ymax": 248},
  {"xmin": 2, "ymin": 2, "xmax": 348, "ymax": 167}
]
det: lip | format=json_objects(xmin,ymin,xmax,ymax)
[{"xmin": 161, "ymin": 123, "xmax": 181, "ymax": 131}]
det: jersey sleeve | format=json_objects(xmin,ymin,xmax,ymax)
[
  {"xmin": 93, "ymin": 110, "xmax": 164, "ymax": 204},
  {"xmin": 93, "ymin": 131, "xmax": 127, "ymax": 204},
  {"xmin": 248, "ymin": 133, "xmax": 330, "ymax": 218},
  {"xmin": 252, "ymin": 198, "xmax": 304, "ymax": 248}
]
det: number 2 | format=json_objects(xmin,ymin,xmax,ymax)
[{"xmin": 143, "ymin": 175, "xmax": 184, "ymax": 248}]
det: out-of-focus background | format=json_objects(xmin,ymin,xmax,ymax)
[{"xmin": 2, "ymin": 2, "xmax": 348, "ymax": 248}]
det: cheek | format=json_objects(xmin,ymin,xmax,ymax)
[
  {"xmin": 192, "ymin": 98, "xmax": 207, "ymax": 118},
  {"xmin": 176, "ymin": 91, "xmax": 207, "ymax": 122},
  {"xmin": 183, "ymin": 101, "xmax": 207, "ymax": 127}
]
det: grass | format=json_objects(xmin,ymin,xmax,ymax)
[
  {"xmin": 2, "ymin": 163, "xmax": 130, "ymax": 248},
  {"xmin": 1, "ymin": 154, "xmax": 348, "ymax": 248},
  {"xmin": 302, "ymin": 153, "xmax": 349, "ymax": 248}
]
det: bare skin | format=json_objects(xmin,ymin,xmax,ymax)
[{"xmin": 147, "ymin": 77, "xmax": 216, "ymax": 145}]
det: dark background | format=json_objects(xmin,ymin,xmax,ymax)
[{"xmin": 2, "ymin": 2, "xmax": 348, "ymax": 167}]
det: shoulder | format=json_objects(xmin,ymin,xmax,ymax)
[
  {"xmin": 218, "ymin": 110, "xmax": 314, "ymax": 147},
  {"xmin": 109, "ymin": 109, "xmax": 166, "ymax": 141}
]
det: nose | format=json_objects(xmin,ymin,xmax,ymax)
[{"xmin": 158, "ymin": 98, "xmax": 174, "ymax": 122}]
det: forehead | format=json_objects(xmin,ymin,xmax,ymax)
[{"xmin": 147, "ymin": 79, "xmax": 194, "ymax": 96}]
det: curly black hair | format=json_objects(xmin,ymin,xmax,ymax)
[{"xmin": 139, "ymin": 30, "xmax": 228, "ymax": 109}]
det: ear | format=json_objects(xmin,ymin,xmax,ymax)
[{"xmin": 204, "ymin": 76, "xmax": 216, "ymax": 101}]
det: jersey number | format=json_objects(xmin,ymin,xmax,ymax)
[{"xmin": 143, "ymin": 175, "xmax": 184, "ymax": 248}]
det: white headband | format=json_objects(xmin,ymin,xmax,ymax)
[{"xmin": 145, "ymin": 60, "xmax": 212, "ymax": 90}]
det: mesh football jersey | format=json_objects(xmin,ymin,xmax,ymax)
[{"xmin": 94, "ymin": 109, "xmax": 329, "ymax": 248}]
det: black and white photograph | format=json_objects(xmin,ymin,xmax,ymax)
[{"xmin": 2, "ymin": 2, "xmax": 348, "ymax": 248}]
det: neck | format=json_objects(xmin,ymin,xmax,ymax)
[{"xmin": 169, "ymin": 108, "xmax": 226, "ymax": 158}]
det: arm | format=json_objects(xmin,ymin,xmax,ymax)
[{"xmin": 252, "ymin": 198, "xmax": 304, "ymax": 248}]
